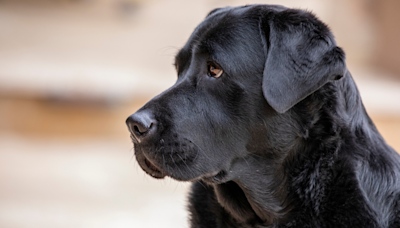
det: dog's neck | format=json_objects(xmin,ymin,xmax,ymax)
[
  {"xmin": 212, "ymin": 126, "xmax": 340, "ymax": 225},
  {"xmin": 212, "ymin": 155, "xmax": 288, "ymax": 225}
]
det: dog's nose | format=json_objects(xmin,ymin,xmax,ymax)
[{"xmin": 126, "ymin": 111, "xmax": 156, "ymax": 140}]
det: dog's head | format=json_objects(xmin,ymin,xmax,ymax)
[{"xmin": 126, "ymin": 5, "xmax": 346, "ymax": 183}]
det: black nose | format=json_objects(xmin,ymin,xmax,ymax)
[{"xmin": 126, "ymin": 111, "xmax": 156, "ymax": 140}]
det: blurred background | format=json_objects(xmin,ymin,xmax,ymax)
[{"xmin": 0, "ymin": 0, "xmax": 399, "ymax": 227}]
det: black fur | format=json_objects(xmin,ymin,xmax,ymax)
[{"xmin": 126, "ymin": 5, "xmax": 400, "ymax": 228}]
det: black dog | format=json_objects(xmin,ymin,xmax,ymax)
[{"xmin": 126, "ymin": 5, "xmax": 400, "ymax": 228}]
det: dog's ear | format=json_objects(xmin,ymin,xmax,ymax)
[{"xmin": 259, "ymin": 9, "xmax": 347, "ymax": 113}]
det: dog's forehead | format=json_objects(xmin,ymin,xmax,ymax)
[
  {"xmin": 175, "ymin": 4, "xmax": 289, "ymax": 63},
  {"xmin": 175, "ymin": 10, "xmax": 239, "ymax": 60},
  {"xmin": 175, "ymin": 6, "xmax": 262, "ymax": 68},
  {"xmin": 191, "ymin": 7, "xmax": 256, "ymax": 51}
]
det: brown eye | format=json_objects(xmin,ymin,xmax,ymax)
[{"xmin": 208, "ymin": 62, "xmax": 223, "ymax": 78}]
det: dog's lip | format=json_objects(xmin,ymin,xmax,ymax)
[
  {"xmin": 143, "ymin": 157, "xmax": 166, "ymax": 179},
  {"xmin": 135, "ymin": 150, "xmax": 166, "ymax": 179}
]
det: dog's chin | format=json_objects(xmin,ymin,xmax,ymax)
[
  {"xmin": 166, "ymin": 169, "xmax": 231, "ymax": 184},
  {"xmin": 137, "ymin": 154, "xmax": 230, "ymax": 183},
  {"xmin": 138, "ymin": 156, "xmax": 231, "ymax": 183},
  {"xmin": 134, "ymin": 143, "xmax": 232, "ymax": 183}
]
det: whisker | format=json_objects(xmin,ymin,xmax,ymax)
[
  {"xmin": 177, "ymin": 153, "xmax": 195, "ymax": 177},
  {"xmin": 242, "ymin": 155, "xmax": 250, "ymax": 167},
  {"xmin": 190, "ymin": 140, "xmax": 212, "ymax": 161},
  {"xmin": 162, "ymin": 154, "xmax": 167, "ymax": 172}
]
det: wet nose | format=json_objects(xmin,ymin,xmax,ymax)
[{"xmin": 126, "ymin": 111, "xmax": 156, "ymax": 140}]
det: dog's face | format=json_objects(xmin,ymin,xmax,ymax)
[
  {"xmin": 127, "ymin": 10, "xmax": 266, "ymax": 182},
  {"xmin": 126, "ymin": 5, "xmax": 346, "ymax": 183}
]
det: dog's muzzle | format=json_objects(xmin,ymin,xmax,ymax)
[{"xmin": 126, "ymin": 110, "xmax": 167, "ymax": 178}]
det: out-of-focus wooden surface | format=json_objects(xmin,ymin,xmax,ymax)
[
  {"xmin": 1, "ymin": 97, "xmax": 399, "ymax": 151},
  {"xmin": 0, "ymin": 96, "xmax": 145, "ymax": 139}
]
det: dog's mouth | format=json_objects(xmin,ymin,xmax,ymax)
[
  {"xmin": 145, "ymin": 157, "xmax": 162, "ymax": 174},
  {"xmin": 144, "ymin": 157, "xmax": 166, "ymax": 179},
  {"xmin": 136, "ymin": 152, "xmax": 166, "ymax": 179}
]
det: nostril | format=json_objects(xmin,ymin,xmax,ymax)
[
  {"xmin": 126, "ymin": 111, "xmax": 156, "ymax": 139},
  {"xmin": 134, "ymin": 123, "xmax": 152, "ymax": 135},
  {"xmin": 134, "ymin": 125, "xmax": 141, "ymax": 134}
]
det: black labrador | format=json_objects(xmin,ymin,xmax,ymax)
[{"xmin": 126, "ymin": 5, "xmax": 400, "ymax": 228}]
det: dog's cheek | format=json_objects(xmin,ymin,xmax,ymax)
[{"xmin": 208, "ymin": 79, "xmax": 250, "ymax": 121}]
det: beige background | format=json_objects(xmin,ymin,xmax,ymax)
[{"xmin": 0, "ymin": 0, "xmax": 399, "ymax": 227}]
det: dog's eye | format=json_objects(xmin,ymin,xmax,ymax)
[{"xmin": 207, "ymin": 62, "xmax": 223, "ymax": 78}]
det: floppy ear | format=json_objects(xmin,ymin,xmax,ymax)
[{"xmin": 259, "ymin": 9, "xmax": 347, "ymax": 113}]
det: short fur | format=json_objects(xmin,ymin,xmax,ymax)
[{"xmin": 126, "ymin": 4, "xmax": 400, "ymax": 228}]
